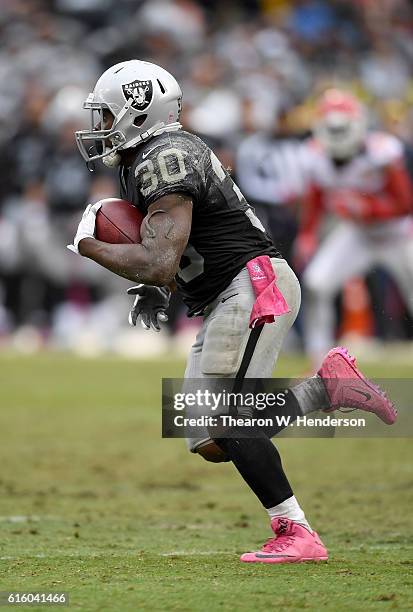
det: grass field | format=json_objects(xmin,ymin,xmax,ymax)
[{"xmin": 0, "ymin": 352, "xmax": 412, "ymax": 611}]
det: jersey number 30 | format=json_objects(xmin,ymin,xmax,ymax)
[{"xmin": 135, "ymin": 147, "xmax": 187, "ymax": 197}]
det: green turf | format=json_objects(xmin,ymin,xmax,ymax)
[{"xmin": 0, "ymin": 353, "xmax": 412, "ymax": 611}]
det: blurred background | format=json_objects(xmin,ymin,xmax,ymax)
[{"xmin": 1, "ymin": 0, "xmax": 412, "ymax": 359}]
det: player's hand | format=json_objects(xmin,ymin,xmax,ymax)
[
  {"xmin": 127, "ymin": 285, "xmax": 171, "ymax": 331},
  {"xmin": 328, "ymin": 190, "xmax": 370, "ymax": 221},
  {"xmin": 67, "ymin": 202, "xmax": 102, "ymax": 254}
]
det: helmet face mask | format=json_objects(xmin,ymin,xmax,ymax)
[
  {"xmin": 75, "ymin": 60, "xmax": 182, "ymax": 167},
  {"xmin": 75, "ymin": 94, "xmax": 130, "ymax": 164},
  {"xmin": 75, "ymin": 97, "xmax": 126, "ymax": 162},
  {"xmin": 314, "ymin": 89, "xmax": 366, "ymax": 161}
]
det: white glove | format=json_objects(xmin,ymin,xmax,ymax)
[{"xmin": 67, "ymin": 201, "xmax": 102, "ymax": 254}]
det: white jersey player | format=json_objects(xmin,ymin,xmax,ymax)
[{"xmin": 296, "ymin": 89, "xmax": 413, "ymax": 366}]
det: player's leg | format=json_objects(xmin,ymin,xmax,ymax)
[
  {"xmin": 185, "ymin": 261, "xmax": 309, "ymax": 492},
  {"xmin": 189, "ymin": 261, "xmax": 341, "ymax": 473},
  {"xmin": 377, "ymin": 224, "xmax": 413, "ymax": 318},
  {"xmin": 183, "ymin": 319, "xmax": 229, "ymax": 463},
  {"xmin": 237, "ymin": 262, "xmax": 330, "ymax": 560},
  {"xmin": 303, "ymin": 222, "xmax": 373, "ymax": 368},
  {"xmin": 194, "ymin": 259, "xmax": 327, "ymax": 562},
  {"xmin": 189, "ymin": 257, "xmax": 396, "ymax": 562}
]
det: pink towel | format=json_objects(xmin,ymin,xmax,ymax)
[{"xmin": 246, "ymin": 256, "xmax": 291, "ymax": 328}]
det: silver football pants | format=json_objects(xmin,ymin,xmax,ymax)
[{"xmin": 183, "ymin": 258, "xmax": 301, "ymax": 452}]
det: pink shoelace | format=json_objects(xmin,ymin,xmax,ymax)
[{"xmin": 261, "ymin": 535, "xmax": 295, "ymax": 553}]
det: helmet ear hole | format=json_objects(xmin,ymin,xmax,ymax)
[
  {"xmin": 133, "ymin": 114, "xmax": 147, "ymax": 127},
  {"xmin": 157, "ymin": 79, "xmax": 166, "ymax": 94}
]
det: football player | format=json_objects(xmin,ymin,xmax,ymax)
[
  {"xmin": 296, "ymin": 89, "xmax": 413, "ymax": 367},
  {"xmin": 69, "ymin": 62, "xmax": 396, "ymax": 563}
]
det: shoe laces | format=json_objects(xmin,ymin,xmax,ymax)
[{"xmin": 262, "ymin": 534, "xmax": 295, "ymax": 553}]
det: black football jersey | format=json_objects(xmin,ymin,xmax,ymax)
[{"xmin": 119, "ymin": 129, "xmax": 279, "ymax": 316}]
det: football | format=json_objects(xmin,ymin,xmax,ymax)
[{"xmin": 95, "ymin": 198, "xmax": 144, "ymax": 244}]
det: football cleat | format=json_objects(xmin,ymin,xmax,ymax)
[
  {"xmin": 240, "ymin": 517, "xmax": 328, "ymax": 564},
  {"xmin": 318, "ymin": 346, "xmax": 397, "ymax": 425}
]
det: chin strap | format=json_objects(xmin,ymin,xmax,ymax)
[
  {"xmin": 152, "ymin": 122, "xmax": 182, "ymax": 137},
  {"xmin": 101, "ymin": 122, "xmax": 183, "ymax": 168},
  {"xmin": 102, "ymin": 149, "xmax": 122, "ymax": 167}
]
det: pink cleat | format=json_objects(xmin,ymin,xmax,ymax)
[
  {"xmin": 318, "ymin": 346, "xmax": 397, "ymax": 425},
  {"xmin": 240, "ymin": 517, "xmax": 328, "ymax": 564}
]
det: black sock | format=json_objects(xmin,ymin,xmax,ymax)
[
  {"xmin": 257, "ymin": 378, "xmax": 330, "ymax": 438},
  {"xmin": 213, "ymin": 427, "xmax": 293, "ymax": 508},
  {"xmin": 290, "ymin": 376, "xmax": 330, "ymax": 415}
]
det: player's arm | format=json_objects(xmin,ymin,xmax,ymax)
[
  {"xmin": 329, "ymin": 160, "xmax": 413, "ymax": 222},
  {"xmin": 77, "ymin": 193, "xmax": 192, "ymax": 285},
  {"xmin": 364, "ymin": 159, "xmax": 413, "ymax": 220}
]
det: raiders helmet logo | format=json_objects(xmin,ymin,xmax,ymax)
[{"xmin": 122, "ymin": 79, "xmax": 153, "ymax": 110}]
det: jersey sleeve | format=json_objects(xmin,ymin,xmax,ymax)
[
  {"xmin": 357, "ymin": 159, "xmax": 413, "ymax": 221},
  {"xmin": 134, "ymin": 140, "xmax": 203, "ymax": 208},
  {"xmin": 367, "ymin": 132, "xmax": 403, "ymax": 167}
]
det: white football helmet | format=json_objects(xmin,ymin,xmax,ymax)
[
  {"xmin": 75, "ymin": 60, "xmax": 182, "ymax": 167},
  {"xmin": 314, "ymin": 89, "xmax": 366, "ymax": 160}
]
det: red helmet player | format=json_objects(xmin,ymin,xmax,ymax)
[
  {"xmin": 314, "ymin": 89, "xmax": 367, "ymax": 161},
  {"xmin": 296, "ymin": 88, "xmax": 413, "ymax": 368}
]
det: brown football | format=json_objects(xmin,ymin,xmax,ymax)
[{"xmin": 95, "ymin": 198, "xmax": 144, "ymax": 244}]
